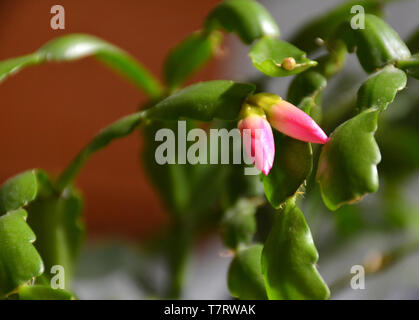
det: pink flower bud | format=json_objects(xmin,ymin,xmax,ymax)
[
  {"xmin": 247, "ymin": 93, "xmax": 329, "ymax": 144},
  {"xmin": 238, "ymin": 114, "xmax": 275, "ymax": 176},
  {"xmin": 268, "ymin": 99, "xmax": 328, "ymax": 144}
]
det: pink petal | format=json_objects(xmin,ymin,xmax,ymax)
[
  {"xmin": 238, "ymin": 115, "xmax": 275, "ymax": 175},
  {"xmin": 268, "ymin": 100, "xmax": 328, "ymax": 144}
]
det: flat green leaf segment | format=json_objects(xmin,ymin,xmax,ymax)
[
  {"xmin": 228, "ymin": 245, "xmax": 267, "ymax": 300},
  {"xmin": 397, "ymin": 53, "xmax": 419, "ymax": 80},
  {"xmin": 18, "ymin": 285, "xmax": 74, "ymax": 300},
  {"xmin": 0, "ymin": 170, "xmax": 84, "ymax": 294},
  {"xmin": 336, "ymin": 14, "xmax": 411, "ymax": 73},
  {"xmin": 290, "ymin": 0, "xmax": 383, "ymax": 53},
  {"xmin": 164, "ymin": 31, "xmax": 222, "ymax": 91},
  {"xmin": 0, "ymin": 34, "xmax": 162, "ymax": 98},
  {"xmin": 262, "ymin": 201, "xmax": 329, "ymax": 300},
  {"xmin": 317, "ymin": 109, "xmax": 381, "ymax": 211},
  {"xmin": 0, "ymin": 209, "xmax": 44, "ymax": 297},
  {"xmin": 27, "ymin": 182, "xmax": 83, "ymax": 288},
  {"xmin": 56, "ymin": 112, "xmax": 145, "ymax": 191},
  {"xmin": 262, "ymin": 132, "xmax": 312, "ymax": 209},
  {"xmin": 0, "ymin": 170, "xmax": 38, "ymax": 215},
  {"xmin": 250, "ymin": 37, "xmax": 317, "ymax": 77},
  {"xmin": 317, "ymin": 65, "xmax": 407, "ymax": 210},
  {"xmin": 145, "ymin": 80, "xmax": 255, "ymax": 121},
  {"xmin": 357, "ymin": 65, "xmax": 407, "ymax": 112},
  {"xmin": 204, "ymin": 0, "xmax": 279, "ymax": 44}
]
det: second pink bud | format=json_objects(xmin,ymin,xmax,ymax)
[{"xmin": 238, "ymin": 114, "xmax": 275, "ymax": 176}]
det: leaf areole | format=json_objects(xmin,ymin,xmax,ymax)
[
  {"xmin": 337, "ymin": 14, "xmax": 411, "ymax": 73},
  {"xmin": 145, "ymin": 80, "xmax": 256, "ymax": 121},
  {"xmin": 204, "ymin": 0, "xmax": 279, "ymax": 44},
  {"xmin": 0, "ymin": 170, "xmax": 38, "ymax": 215},
  {"xmin": 356, "ymin": 65, "xmax": 407, "ymax": 112},
  {"xmin": 317, "ymin": 109, "xmax": 381, "ymax": 211},
  {"xmin": 249, "ymin": 37, "xmax": 317, "ymax": 77},
  {"xmin": 0, "ymin": 209, "xmax": 44, "ymax": 297},
  {"xmin": 261, "ymin": 201, "xmax": 330, "ymax": 300},
  {"xmin": 228, "ymin": 245, "xmax": 267, "ymax": 300},
  {"xmin": 262, "ymin": 132, "xmax": 312, "ymax": 209},
  {"xmin": 163, "ymin": 31, "xmax": 222, "ymax": 90}
]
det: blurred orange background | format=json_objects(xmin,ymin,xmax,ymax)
[{"xmin": 0, "ymin": 0, "xmax": 223, "ymax": 238}]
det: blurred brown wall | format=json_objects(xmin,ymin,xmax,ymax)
[{"xmin": 0, "ymin": 0, "xmax": 222, "ymax": 238}]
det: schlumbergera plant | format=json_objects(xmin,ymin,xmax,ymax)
[{"xmin": 1, "ymin": 0, "xmax": 419, "ymax": 300}]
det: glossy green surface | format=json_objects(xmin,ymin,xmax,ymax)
[
  {"xmin": 0, "ymin": 209, "xmax": 44, "ymax": 297},
  {"xmin": 228, "ymin": 245, "xmax": 267, "ymax": 300},
  {"xmin": 0, "ymin": 34, "xmax": 162, "ymax": 98},
  {"xmin": 317, "ymin": 109, "xmax": 381, "ymax": 210},
  {"xmin": 356, "ymin": 65, "xmax": 407, "ymax": 111},
  {"xmin": 145, "ymin": 80, "xmax": 255, "ymax": 121},
  {"xmin": 0, "ymin": 54, "xmax": 41, "ymax": 83},
  {"xmin": 0, "ymin": 170, "xmax": 38, "ymax": 215},
  {"xmin": 204, "ymin": 0, "xmax": 279, "ymax": 44},
  {"xmin": 249, "ymin": 37, "xmax": 317, "ymax": 77},
  {"xmin": 262, "ymin": 201, "xmax": 329, "ymax": 300},
  {"xmin": 0, "ymin": 0, "xmax": 415, "ymax": 301},
  {"xmin": 338, "ymin": 14, "xmax": 411, "ymax": 73}
]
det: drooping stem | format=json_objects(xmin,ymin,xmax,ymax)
[
  {"xmin": 55, "ymin": 111, "xmax": 147, "ymax": 192},
  {"xmin": 0, "ymin": 34, "xmax": 164, "ymax": 99}
]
